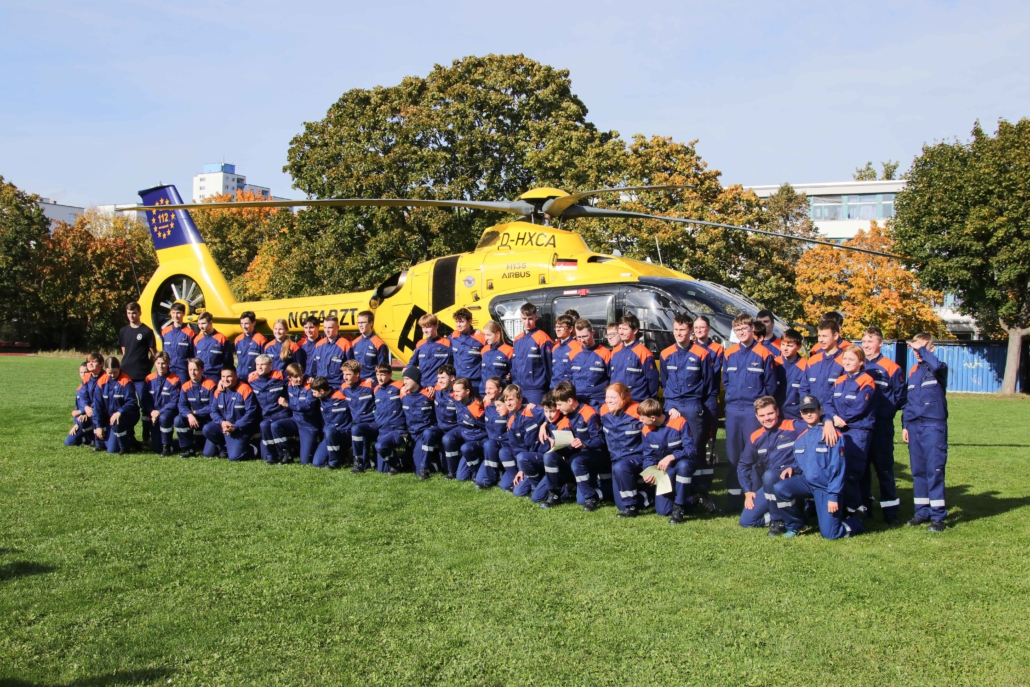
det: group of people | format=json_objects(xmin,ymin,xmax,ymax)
[{"xmin": 65, "ymin": 299, "xmax": 950, "ymax": 536}]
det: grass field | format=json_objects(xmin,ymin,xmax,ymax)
[{"xmin": 1, "ymin": 356, "xmax": 1029, "ymax": 686}]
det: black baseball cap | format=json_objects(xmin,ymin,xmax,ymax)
[{"xmin": 799, "ymin": 395, "xmax": 822, "ymax": 412}]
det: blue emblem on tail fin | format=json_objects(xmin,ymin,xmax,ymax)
[{"xmin": 139, "ymin": 185, "xmax": 205, "ymax": 250}]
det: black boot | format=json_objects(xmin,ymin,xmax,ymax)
[
  {"xmin": 669, "ymin": 505, "xmax": 686, "ymax": 525},
  {"xmin": 582, "ymin": 496, "xmax": 600, "ymax": 512},
  {"xmin": 767, "ymin": 520, "xmax": 787, "ymax": 537},
  {"xmin": 350, "ymin": 461, "xmax": 365, "ymax": 474},
  {"xmin": 160, "ymin": 445, "xmax": 172, "ymax": 457},
  {"xmin": 539, "ymin": 491, "xmax": 562, "ymax": 509},
  {"xmin": 617, "ymin": 505, "xmax": 639, "ymax": 518},
  {"xmin": 179, "ymin": 448, "xmax": 196, "ymax": 458}
]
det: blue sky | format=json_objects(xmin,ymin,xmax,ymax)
[{"xmin": 2, "ymin": 1, "xmax": 1028, "ymax": 207}]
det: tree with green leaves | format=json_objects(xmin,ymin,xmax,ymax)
[
  {"xmin": 854, "ymin": 160, "xmax": 901, "ymax": 180},
  {"xmin": 0, "ymin": 176, "xmax": 50, "ymax": 344},
  {"xmin": 893, "ymin": 118, "xmax": 1030, "ymax": 393}
]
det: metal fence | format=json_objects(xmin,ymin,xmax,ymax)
[{"xmin": 861, "ymin": 340, "xmax": 1022, "ymax": 394}]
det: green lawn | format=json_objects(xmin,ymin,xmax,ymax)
[{"xmin": 1, "ymin": 356, "xmax": 1028, "ymax": 686}]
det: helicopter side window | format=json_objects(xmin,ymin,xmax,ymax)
[
  {"xmin": 553, "ymin": 294, "xmax": 614, "ymax": 341},
  {"xmin": 624, "ymin": 290, "xmax": 678, "ymax": 331}
]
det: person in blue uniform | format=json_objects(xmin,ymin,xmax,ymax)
[
  {"xmin": 341, "ymin": 360, "xmax": 377, "ymax": 473},
  {"xmin": 352, "ymin": 310, "xmax": 390, "ymax": 380},
  {"xmin": 399, "ymin": 366, "xmax": 437, "ymax": 479},
  {"xmin": 264, "ymin": 318, "xmax": 305, "ymax": 374},
  {"xmin": 639, "ymin": 397, "xmax": 709, "ymax": 524},
  {"xmin": 721, "ymin": 313, "xmax": 777, "ymax": 511},
  {"xmin": 609, "ymin": 314, "xmax": 659, "ymax": 403},
  {"xmin": 599, "ymin": 382, "xmax": 647, "ymax": 518},
  {"xmin": 903, "ymin": 333, "xmax": 949, "ymax": 532},
  {"xmin": 372, "ymin": 364, "xmax": 407, "ymax": 473},
  {"xmin": 451, "ymin": 377, "xmax": 488, "ymax": 481},
  {"xmin": 506, "ymin": 385, "xmax": 548, "ymax": 498},
  {"xmin": 174, "ymin": 359, "xmax": 217, "ymax": 458},
  {"xmin": 569, "ymin": 318, "xmax": 612, "ymax": 410},
  {"xmin": 774, "ymin": 395, "xmax": 864, "ymax": 539},
  {"xmin": 161, "ymin": 303, "xmax": 195, "ymax": 381},
  {"xmin": 451, "ymin": 308, "xmax": 486, "ymax": 393},
  {"xmin": 248, "ymin": 354, "xmax": 288, "ymax": 464},
  {"xmin": 692, "ymin": 315, "xmax": 723, "ymax": 475},
  {"xmin": 432, "ymin": 364, "xmax": 459, "ymax": 478},
  {"xmin": 550, "ymin": 313, "xmax": 582, "ymax": 389},
  {"xmin": 202, "ymin": 367, "xmax": 259, "ymax": 461},
  {"xmin": 738, "ymin": 396, "xmax": 803, "ymax": 535},
  {"xmin": 475, "ymin": 377, "xmax": 515, "ymax": 489},
  {"xmin": 755, "ymin": 310, "xmax": 782, "ymax": 356},
  {"xmin": 311, "ymin": 314, "xmax": 353, "ymax": 390},
  {"xmin": 270, "ymin": 363, "xmax": 322, "ymax": 465},
  {"xmin": 479, "ymin": 321, "xmax": 513, "ymax": 396},
  {"xmin": 861, "ymin": 326, "xmax": 906, "ymax": 525},
  {"xmin": 234, "ymin": 311, "xmax": 267, "ymax": 379},
  {"xmin": 193, "ymin": 312, "xmax": 233, "ymax": 383},
  {"xmin": 300, "ymin": 316, "xmax": 324, "ymax": 378},
  {"xmin": 311, "ymin": 376, "xmax": 351, "ymax": 469},
  {"xmin": 92, "ymin": 357, "xmax": 141, "ymax": 454},
  {"xmin": 66, "ymin": 362, "xmax": 95, "ymax": 447},
  {"xmin": 549, "ymin": 381, "xmax": 607, "ymax": 510},
  {"xmin": 801, "ymin": 318, "xmax": 847, "ymax": 410},
  {"xmin": 413, "ymin": 313, "xmax": 453, "ymax": 388},
  {"xmin": 774, "ymin": 329, "xmax": 807, "ymax": 421},
  {"xmin": 660, "ymin": 313, "xmax": 714, "ymax": 469},
  {"xmin": 511, "ymin": 303, "xmax": 553, "ymax": 404},
  {"xmin": 828, "ymin": 346, "xmax": 877, "ymax": 517},
  {"xmin": 142, "ymin": 351, "xmax": 181, "ymax": 455}
]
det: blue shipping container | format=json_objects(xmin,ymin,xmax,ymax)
[{"xmin": 904, "ymin": 342, "xmax": 1016, "ymax": 394}]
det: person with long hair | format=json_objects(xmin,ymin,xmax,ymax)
[
  {"xmin": 598, "ymin": 382, "xmax": 646, "ymax": 518},
  {"xmin": 264, "ymin": 318, "xmax": 305, "ymax": 374}
]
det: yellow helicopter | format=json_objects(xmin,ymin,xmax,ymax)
[{"xmin": 128, "ymin": 184, "xmax": 890, "ymax": 357}]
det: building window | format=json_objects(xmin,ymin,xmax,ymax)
[{"xmin": 199, "ymin": 186, "xmax": 205, "ymax": 190}]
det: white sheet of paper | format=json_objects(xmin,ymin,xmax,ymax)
[
  {"xmin": 551, "ymin": 430, "xmax": 575, "ymax": 451},
  {"xmin": 641, "ymin": 466, "xmax": 673, "ymax": 495}
]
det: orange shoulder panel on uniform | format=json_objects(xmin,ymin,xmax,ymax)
[
  {"xmin": 500, "ymin": 343, "xmax": 514, "ymax": 357},
  {"xmin": 632, "ymin": 342, "xmax": 651, "ymax": 364},
  {"xmin": 468, "ymin": 400, "xmax": 485, "ymax": 418},
  {"xmin": 597, "ymin": 347, "xmax": 613, "ymax": 363},
  {"xmin": 642, "ymin": 424, "xmax": 653, "ymax": 436},
  {"xmin": 234, "ymin": 333, "xmax": 246, "ymax": 344},
  {"xmin": 579, "ymin": 404, "xmax": 597, "ymax": 421},
  {"xmin": 522, "ymin": 406, "xmax": 535, "ymax": 418},
  {"xmin": 877, "ymin": 357, "xmax": 901, "ymax": 375},
  {"xmin": 271, "ymin": 370, "xmax": 284, "ymax": 380},
  {"xmin": 391, "ymin": 380, "xmax": 404, "ymax": 390},
  {"xmin": 532, "ymin": 330, "xmax": 553, "ymax": 345},
  {"xmin": 774, "ymin": 355, "xmax": 784, "ymax": 366},
  {"xmin": 167, "ymin": 374, "xmax": 181, "ymax": 384},
  {"xmin": 668, "ymin": 415, "xmax": 687, "ymax": 431},
  {"xmin": 796, "ymin": 427, "xmax": 810, "ymax": 441},
  {"xmin": 202, "ymin": 379, "xmax": 217, "ymax": 390},
  {"xmin": 689, "ymin": 343, "xmax": 709, "ymax": 359},
  {"xmin": 371, "ymin": 335, "xmax": 385, "ymax": 347},
  {"xmin": 360, "ymin": 378, "xmax": 375, "ymax": 389},
  {"xmin": 624, "ymin": 403, "xmax": 640, "ymax": 419},
  {"xmin": 192, "ymin": 331, "xmax": 204, "ymax": 344},
  {"xmin": 335, "ymin": 337, "xmax": 351, "ymax": 351},
  {"xmin": 255, "ymin": 333, "xmax": 268, "ymax": 345},
  {"xmin": 146, "ymin": 372, "xmax": 159, "ymax": 382},
  {"xmin": 117, "ymin": 372, "xmax": 134, "ymax": 385},
  {"xmin": 660, "ymin": 344, "xmax": 678, "ymax": 361},
  {"xmin": 725, "ymin": 343, "xmax": 741, "ymax": 357},
  {"xmin": 80, "ymin": 372, "xmax": 91, "ymax": 384},
  {"xmin": 808, "ymin": 351, "xmax": 825, "ymax": 365},
  {"xmin": 754, "ymin": 344, "xmax": 772, "ymax": 360},
  {"xmin": 555, "ymin": 416, "xmax": 570, "ymax": 430},
  {"xmin": 236, "ymin": 383, "xmax": 252, "ymax": 398},
  {"xmin": 161, "ymin": 325, "xmax": 173, "ymax": 336},
  {"xmin": 331, "ymin": 390, "xmax": 347, "ymax": 400},
  {"xmin": 214, "ymin": 332, "xmax": 227, "ymax": 344},
  {"xmin": 834, "ymin": 374, "xmax": 848, "ymax": 385},
  {"xmin": 857, "ymin": 373, "xmax": 875, "ymax": 389},
  {"xmin": 780, "ymin": 419, "xmax": 796, "ymax": 431},
  {"xmin": 567, "ymin": 341, "xmax": 584, "ymax": 357},
  {"xmin": 513, "ymin": 332, "xmax": 525, "ymax": 343},
  {"xmin": 750, "ymin": 427, "xmax": 766, "ymax": 443},
  {"xmin": 303, "ymin": 381, "xmax": 312, "ymax": 390},
  {"xmin": 611, "ymin": 343, "xmax": 623, "ymax": 354},
  {"xmin": 473, "ymin": 331, "xmax": 487, "ymax": 345},
  {"xmin": 247, "ymin": 372, "xmax": 260, "ymax": 382},
  {"xmin": 709, "ymin": 341, "xmax": 725, "ymax": 356},
  {"xmin": 180, "ymin": 380, "xmax": 194, "ymax": 391},
  {"xmin": 421, "ymin": 387, "xmax": 434, "ymax": 399}
]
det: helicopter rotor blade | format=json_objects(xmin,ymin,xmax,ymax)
[
  {"xmin": 123, "ymin": 197, "xmax": 537, "ymax": 215},
  {"xmin": 542, "ymin": 185, "xmax": 684, "ymax": 218},
  {"xmin": 559, "ymin": 205, "xmax": 902, "ymax": 259}
]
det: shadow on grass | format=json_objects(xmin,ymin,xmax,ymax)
[
  {"xmin": 890, "ymin": 482, "xmax": 1030, "ymax": 525},
  {"xmin": 0, "ymin": 562, "xmax": 55, "ymax": 582},
  {"xmin": 0, "ymin": 668, "xmax": 174, "ymax": 686}
]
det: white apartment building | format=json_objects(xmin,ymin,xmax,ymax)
[
  {"xmin": 746, "ymin": 179, "xmax": 906, "ymax": 241},
  {"xmin": 37, "ymin": 198, "xmax": 84, "ymax": 225},
  {"xmin": 192, "ymin": 163, "xmax": 270, "ymax": 202}
]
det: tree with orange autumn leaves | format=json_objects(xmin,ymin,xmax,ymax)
[{"xmin": 795, "ymin": 221, "xmax": 947, "ymax": 339}]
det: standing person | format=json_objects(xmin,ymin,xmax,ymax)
[
  {"xmin": 479, "ymin": 321, "xmax": 513, "ymax": 395},
  {"xmin": 412, "ymin": 313, "xmax": 453, "ymax": 388},
  {"xmin": 598, "ymin": 382, "xmax": 646, "ymax": 518},
  {"xmin": 271, "ymin": 363, "xmax": 322, "ymax": 465},
  {"xmin": 802, "ymin": 318, "xmax": 848, "ymax": 411},
  {"xmin": 451, "ymin": 308, "xmax": 486, "ymax": 393},
  {"xmin": 773, "ymin": 395, "xmax": 864, "ymax": 539},
  {"xmin": 605, "ymin": 323, "xmax": 622, "ymax": 353},
  {"xmin": 550, "ymin": 313, "xmax": 582, "ymax": 389},
  {"xmin": 737, "ymin": 396, "xmax": 803, "ymax": 535},
  {"xmin": 903, "ymin": 333, "xmax": 949, "ymax": 532},
  {"xmin": 609, "ymin": 314, "xmax": 659, "ymax": 403},
  {"xmin": 569, "ymin": 318, "xmax": 612, "ymax": 410},
  {"xmin": 300, "ymin": 316, "xmax": 324, "ymax": 378},
  {"xmin": 203, "ymin": 368, "xmax": 258, "ymax": 461},
  {"xmin": 693, "ymin": 314, "xmax": 724, "ymax": 478},
  {"xmin": 174, "ymin": 359, "xmax": 216, "ymax": 458},
  {"xmin": 660, "ymin": 313, "xmax": 713, "ymax": 466},
  {"xmin": 639, "ymin": 398, "xmax": 708, "ymax": 524},
  {"xmin": 721, "ymin": 313, "xmax": 777, "ymax": 511},
  {"xmin": 92, "ymin": 357, "xmax": 141, "ymax": 454},
  {"xmin": 861, "ymin": 327, "xmax": 906, "ymax": 525},
  {"xmin": 248, "ymin": 354, "xmax": 288, "ymax": 464},
  {"xmin": 352, "ymin": 311, "xmax": 390, "ymax": 380},
  {"xmin": 311, "ymin": 376, "xmax": 351, "ymax": 470},
  {"xmin": 810, "ymin": 312, "xmax": 849, "ymax": 355},
  {"xmin": 341, "ymin": 360, "xmax": 377, "ymax": 473},
  {"xmin": 312, "ymin": 314, "xmax": 353, "ymax": 390},
  {"xmin": 142, "ymin": 351, "xmax": 181, "ymax": 456},
  {"xmin": 119, "ymin": 301, "xmax": 157, "ymax": 444},
  {"xmin": 264, "ymin": 318, "xmax": 304, "ymax": 374},
  {"xmin": 774, "ymin": 329, "xmax": 808, "ymax": 421},
  {"xmin": 161, "ymin": 303, "xmax": 195, "ymax": 383},
  {"xmin": 234, "ymin": 311, "xmax": 267, "ymax": 379},
  {"xmin": 755, "ymin": 309, "xmax": 781, "ymax": 356},
  {"xmin": 193, "ymin": 312, "xmax": 234, "ymax": 383},
  {"xmin": 66, "ymin": 362, "xmax": 95, "ymax": 447},
  {"xmin": 828, "ymin": 346, "xmax": 876, "ymax": 518},
  {"xmin": 399, "ymin": 366, "xmax": 437, "ymax": 479},
  {"xmin": 372, "ymin": 363, "xmax": 407, "ymax": 473},
  {"xmin": 511, "ymin": 303, "xmax": 553, "ymax": 404}
]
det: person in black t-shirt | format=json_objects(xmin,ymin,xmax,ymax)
[{"xmin": 119, "ymin": 301, "xmax": 157, "ymax": 443}]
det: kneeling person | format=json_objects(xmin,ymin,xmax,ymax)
[
  {"xmin": 202, "ymin": 367, "xmax": 259, "ymax": 461},
  {"xmin": 640, "ymin": 398, "xmax": 709, "ymax": 524},
  {"xmin": 143, "ymin": 351, "xmax": 181, "ymax": 455},
  {"xmin": 92, "ymin": 357, "xmax": 141, "ymax": 454},
  {"xmin": 738, "ymin": 396, "xmax": 802, "ymax": 535},
  {"xmin": 373, "ymin": 364, "xmax": 408, "ymax": 474},
  {"xmin": 540, "ymin": 381, "xmax": 606, "ymax": 511},
  {"xmin": 271, "ymin": 363, "xmax": 322, "ymax": 464},
  {"xmin": 773, "ymin": 396, "xmax": 864, "ymax": 539},
  {"xmin": 175, "ymin": 359, "xmax": 216, "ymax": 457}
]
